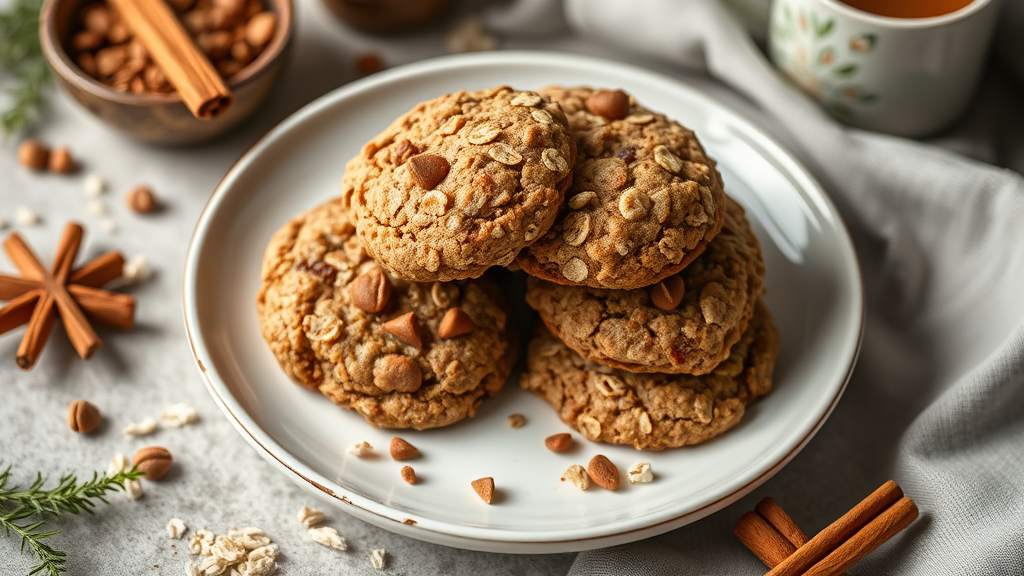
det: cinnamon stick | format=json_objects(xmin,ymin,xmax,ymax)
[
  {"xmin": 70, "ymin": 251, "xmax": 125, "ymax": 287},
  {"xmin": 766, "ymin": 481, "xmax": 903, "ymax": 576},
  {"xmin": 106, "ymin": 0, "xmax": 233, "ymax": 119},
  {"xmin": 803, "ymin": 497, "xmax": 919, "ymax": 576},
  {"xmin": 734, "ymin": 512, "xmax": 797, "ymax": 568},
  {"xmin": 756, "ymin": 498, "xmax": 809, "ymax": 549},
  {"xmin": 0, "ymin": 274, "xmax": 37, "ymax": 299},
  {"xmin": 0, "ymin": 291, "xmax": 40, "ymax": 336},
  {"xmin": 18, "ymin": 291, "xmax": 57, "ymax": 370},
  {"xmin": 68, "ymin": 285, "xmax": 135, "ymax": 330}
]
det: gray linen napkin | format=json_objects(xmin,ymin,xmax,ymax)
[{"xmin": 497, "ymin": 0, "xmax": 1024, "ymax": 573}]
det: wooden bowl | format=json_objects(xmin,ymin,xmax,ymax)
[
  {"xmin": 319, "ymin": 0, "xmax": 451, "ymax": 34},
  {"xmin": 40, "ymin": 0, "xmax": 293, "ymax": 145}
]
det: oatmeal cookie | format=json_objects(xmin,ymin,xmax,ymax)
[
  {"xmin": 516, "ymin": 86, "xmax": 726, "ymax": 290},
  {"xmin": 520, "ymin": 300, "xmax": 778, "ymax": 450},
  {"xmin": 343, "ymin": 86, "xmax": 575, "ymax": 282},
  {"xmin": 525, "ymin": 196, "xmax": 764, "ymax": 375},
  {"xmin": 257, "ymin": 198, "xmax": 516, "ymax": 430}
]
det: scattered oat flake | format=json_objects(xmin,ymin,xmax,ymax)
[
  {"xmin": 86, "ymin": 199, "xmax": 106, "ymax": 215},
  {"xmin": 167, "ymin": 518, "xmax": 188, "ymax": 539},
  {"xmin": 308, "ymin": 526, "xmax": 347, "ymax": 551},
  {"xmin": 446, "ymin": 16, "xmax": 497, "ymax": 53},
  {"xmin": 123, "ymin": 254, "xmax": 151, "ymax": 284},
  {"xmin": 371, "ymin": 548, "xmax": 386, "ymax": 570},
  {"xmin": 14, "ymin": 206, "xmax": 39, "ymax": 226},
  {"xmin": 627, "ymin": 461, "xmax": 654, "ymax": 484},
  {"xmin": 508, "ymin": 413, "xmax": 526, "ymax": 428},
  {"xmin": 188, "ymin": 529, "xmax": 215, "ymax": 556},
  {"xmin": 562, "ymin": 464, "xmax": 590, "ymax": 491},
  {"xmin": 185, "ymin": 562, "xmax": 200, "ymax": 576},
  {"xmin": 106, "ymin": 453, "xmax": 129, "ymax": 476},
  {"xmin": 123, "ymin": 417, "xmax": 158, "ymax": 436},
  {"xmin": 84, "ymin": 173, "xmax": 106, "ymax": 196},
  {"xmin": 297, "ymin": 505, "xmax": 326, "ymax": 528},
  {"xmin": 347, "ymin": 441, "xmax": 373, "ymax": 457},
  {"xmin": 162, "ymin": 402, "xmax": 198, "ymax": 427}
]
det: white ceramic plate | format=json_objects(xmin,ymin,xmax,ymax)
[{"xmin": 183, "ymin": 52, "xmax": 863, "ymax": 554}]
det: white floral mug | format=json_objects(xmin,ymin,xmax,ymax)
[{"xmin": 769, "ymin": 0, "xmax": 1001, "ymax": 137}]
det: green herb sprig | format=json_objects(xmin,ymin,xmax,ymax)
[
  {"xmin": 0, "ymin": 0, "xmax": 50, "ymax": 135},
  {"xmin": 0, "ymin": 464, "xmax": 145, "ymax": 576}
]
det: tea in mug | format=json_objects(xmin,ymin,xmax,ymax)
[{"xmin": 838, "ymin": 0, "xmax": 975, "ymax": 18}]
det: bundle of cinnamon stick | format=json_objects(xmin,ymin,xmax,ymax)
[{"xmin": 735, "ymin": 480, "xmax": 918, "ymax": 576}]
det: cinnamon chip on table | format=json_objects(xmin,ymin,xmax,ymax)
[{"xmin": 0, "ymin": 222, "xmax": 135, "ymax": 370}]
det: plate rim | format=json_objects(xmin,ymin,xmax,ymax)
[{"xmin": 182, "ymin": 50, "xmax": 865, "ymax": 553}]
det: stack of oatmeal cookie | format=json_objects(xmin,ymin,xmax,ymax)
[
  {"xmin": 517, "ymin": 87, "xmax": 780, "ymax": 450},
  {"xmin": 257, "ymin": 86, "xmax": 576, "ymax": 430},
  {"xmin": 256, "ymin": 84, "xmax": 778, "ymax": 445}
]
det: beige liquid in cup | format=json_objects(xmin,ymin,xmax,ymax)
[{"xmin": 838, "ymin": 0, "xmax": 975, "ymax": 18}]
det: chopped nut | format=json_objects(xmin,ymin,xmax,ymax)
[
  {"xmin": 347, "ymin": 441, "xmax": 373, "ymax": 457},
  {"xmin": 99, "ymin": 220, "xmax": 117, "ymax": 235},
  {"xmin": 471, "ymin": 477, "xmax": 494, "ymax": 504},
  {"xmin": 370, "ymin": 548, "xmax": 386, "ymax": 570},
  {"xmin": 507, "ymin": 413, "xmax": 526, "ymax": 428},
  {"xmin": 383, "ymin": 312, "xmax": 422, "ymax": 349},
  {"xmin": 167, "ymin": 518, "xmax": 188, "ymax": 539},
  {"xmin": 578, "ymin": 415, "xmax": 602, "ymax": 439},
  {"xmin": 487, "ymin": 143, "xmax": 522, "ymax": 165},
  {"xmin": 227, "ymin": 527, "xmax": 270, "ymax": 550},
  {"xmin": 568, "ymin": 191, "xmax": 597, "ymax": 210},
  {"xmin": 123, "ymin": 478, "xmax": 144, "ymax": 500},
  {"xmin": 637, "ymin": 410, "xmax": 653, "ymax": 435},
  {"xmin": 134, "ymin": 446, "xmax": 173, "ymax": 480},
  {"xmin": 162, "ymin": 402, "xmax": 197, "ymax": 427},
  {"xmin": 400, "ymin": 465, "xmax": 416, "ymax": 484},
  {"xmin": 373, "ymin": 354, "xmax": 422, "ymax": 393},
  {"xmin": 586, "ymin": 90, "xmax": 631, "ymax": 120},
  {"xmin": 438, "ymin": 307, "xmax": 474, "ymax": 339},
  {"xmin": 561, "ymin": 257, "xmax": 589, "ymax": 283},
  {"xmin": 544, "ymin": 433, "xmax": 574, "ymax": 453},
  {"xmin": 587, "ymin": 455, "xmax": 620, "ymax": 490},
  {"xmin": 297, "ymin": 505, "xmax": 326, "ymax": 528},
  {"xmin": 106, "ymin": 453, "xmax": 129, "ymax": 476},
  {"xmin": 408, "ymin": 154, "xmax": 450, "ymax": 190},
  {"xmin": 308, "ymin": 526, "xmax": 347, "ymax": 551},
  {"xmin": 83, "ymin": 173, "xmax": 106, "ymax": 196},
  {"xmin": 14, "ymin": 206, "xmax": 39, "ymax": 226},
  {"xmin": 48, "ymin": 146, "xmax": 76, "ymax": 174},
  {"xmin": 245, "ymin": 12, "xmax": 276, "ymax": 47},
  {"xmin": 351, "ymin": 268, "xmax": 392, "ymax": 313},
  {"xmin": 126, "ymin": 185, "xmax": 157, "ymax": 213},
  {"xmin": 355, "ymin": 52, "xmax": 385, "ymax": 77},
  {"xmin": 524, "ymin": 223, "xmax": 539, "ymax": 242},
  {"xmin": 390, "ymin": 437, "xmax": 420, "ymax": 461},
  {"xmin": 650, "ymin": 275, "xmax": 685, "ymax": 310},
  {"xmin": 420, "ymin": 190, "xmax": 448, "ymax": 216},
  {"xmin": 467, "ymin": 122, "xmax": 501, "ymax": 145},
  {"xmin": 625, "ymin": 113, "xmax": 655, "ymax": 124},
  {"xmin": 561, "ymin": 464, "xmax": 590, "ymax": 490},
  {"xmin": 511, "ymin": 92, "xmax": 541, "ymax": 107},
  {"xmin": 627, "ymin": 462, "xmax": 654, "ymax": 484},
  {"xmin": 188, "ymin": 529, "xmax": 215, "ymax": 556},
  {"xmin": 541, "ymin": 148, "xmax": 568, "ymax": 173},
  {"xmin": 212, "ymin": 535, "xmax": 246, "ymax": 563},
  {"xmin": 654, "ymin": 145, "xmax": 683, "ymax": 173},
  {"xmin": 68, "ymin": 400, "xmax": 101, "ymax": 434},
  {"xmin": 618, "ymin": 187, "xmax": 651, "ymax": 220},
  {"xmin": 122, "ymin": 417, "xmax": 158, "ymax": 436},
  {"xmin": 17, "ymin": 139, "xmax": 49, "ymax": 171}
]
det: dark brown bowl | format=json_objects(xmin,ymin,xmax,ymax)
[
  {"xmin": 40, "ymin": 0, "xmax": 293, "ymax": 145},
  {"xmin": 319, "ymin": 0, "xmax": 451, "ymax": 34}
]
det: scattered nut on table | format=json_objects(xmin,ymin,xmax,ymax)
[
  {"xmin": 68, "ymin": 400, "xmax": 102, "ymax": 434},
  {"xmin": 133, "ymin": 445, "xmax": 173, "ymax": 480}
]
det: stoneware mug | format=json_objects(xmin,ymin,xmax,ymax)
[{"xmin": 769, "ymin": 0, "xmax": 1002, "ymax": 137}]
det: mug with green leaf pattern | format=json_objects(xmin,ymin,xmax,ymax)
[{"xmin": 769, "ymin": 0, "xmax": 1001, "ymax": 137}]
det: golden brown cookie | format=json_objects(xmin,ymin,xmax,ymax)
[
  {"xmin": 343, "ymin": 86, "xmax": 575, "ymax": 282},
  {"xmin": 520, "ymin": 300, "xmax": 778, "ymax": 450},
  {"xmin": 257, "ymin": 198, "xmax": 516, "ymax": 430},
  {"xmin": 525, "ymin": 196, "xmax": 764, "ymax": 375},
  {"xmin": 516, "ymin": 86, "xmax": 726, "ymax": 290}
]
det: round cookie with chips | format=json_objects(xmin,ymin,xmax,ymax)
[
  {"xmin": 257, "ymin": 198, "xmax": 516, "ymax": 430},
  {"xmin": 525, "ymin": 196, "xmax": 764, "ymax": 375},
  {"xmin": 521, "ymin": 300, "xmax": 778, "ymax": 450},
  {"xmin": 343, "ymin": 86, "xmax": 575, "ymax": 282},
  {"xmin": 516, "ymin": 86, "xmax": 726, "ymax": 290}
]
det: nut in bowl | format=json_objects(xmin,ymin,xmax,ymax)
[{"xmin": 40, "ymin": 0, "xmax": 293, "ymax": 145}]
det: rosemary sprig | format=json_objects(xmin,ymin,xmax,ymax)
[
  {"xmin": 0, "ymin": 464, "xmax": 145, "ymax": 576},
  {"xmin": 0, "ymin": 0, "xmax": 50, "ymax": 135}
]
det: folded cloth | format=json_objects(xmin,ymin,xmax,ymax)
[{"xmin": 499, "ymin": 0, "xmax": 1024, "ymax": 573}]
